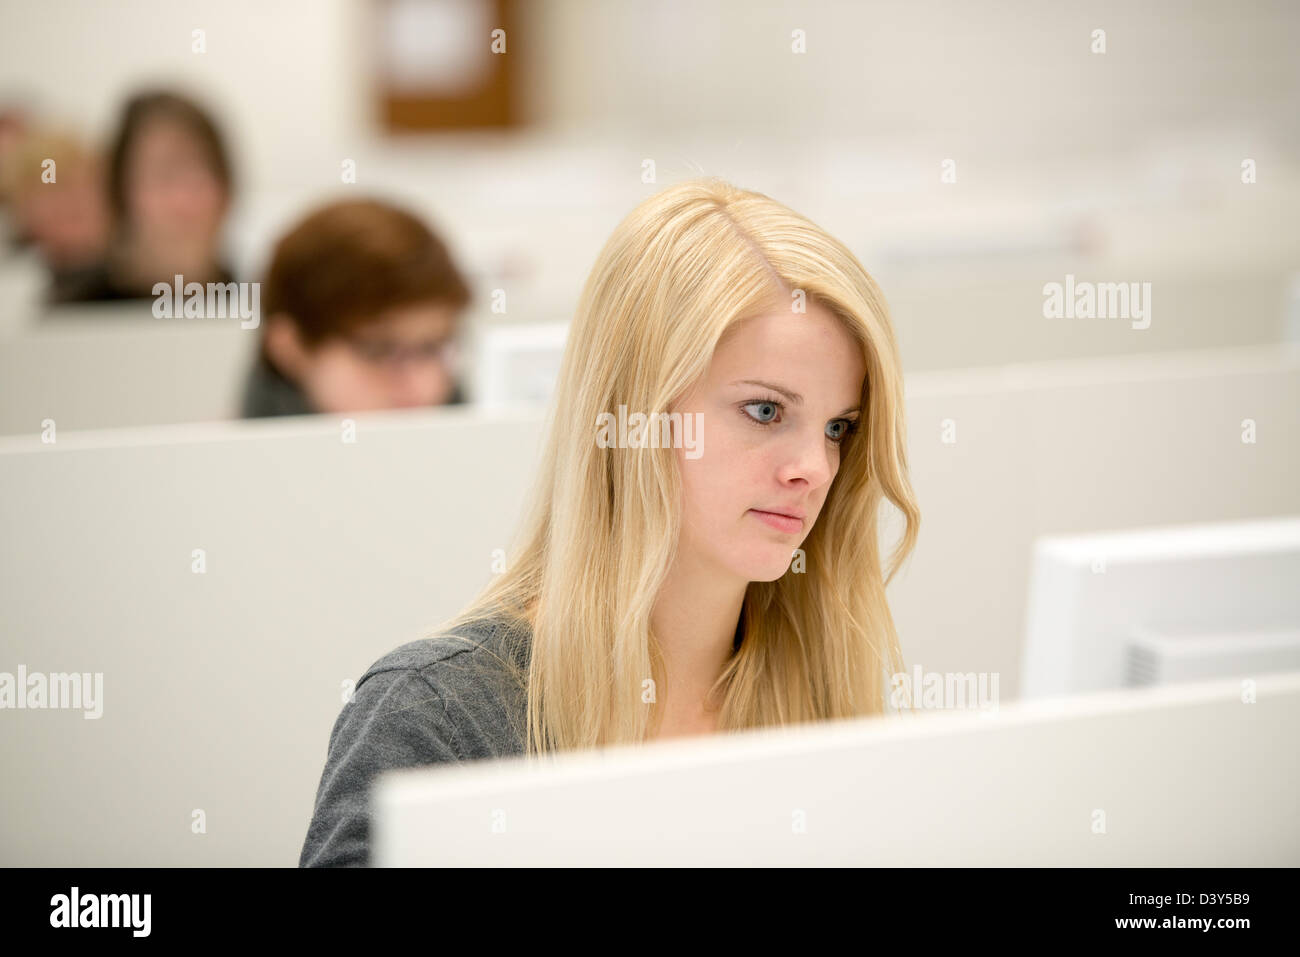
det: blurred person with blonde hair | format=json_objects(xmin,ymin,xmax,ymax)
[
  {"xmin": 1, "ymin": 126, "xmax": 110, "ymax": 297},
  {"xmin": 300, "ymin": 177, "xmax": 920, "ymax": 866}
]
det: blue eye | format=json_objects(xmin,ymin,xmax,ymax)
[
  {"xmin": 826, "ymin": 419, "xmax": 860, "ymax": 443},
  {"xmin": 741, "ymin": 400, "xmax": 780, "ymax": 424}
]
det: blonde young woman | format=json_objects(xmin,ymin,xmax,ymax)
[{"xmin": 299, "ymin": 178, "xmax": 919, "ymax": 867}]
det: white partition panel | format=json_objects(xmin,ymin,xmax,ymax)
[
  {"xmin": 0, "ymin": 406, "xmax": 545, "ymax": 865},
  {"xmin": 890, "ymin": 344, "xmax": 1300, "ymax": 699},
  {"xmin": 0, "ymin": 306, "xmax": 259, "ymax": 436}
]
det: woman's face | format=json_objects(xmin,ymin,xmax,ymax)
[
  {"xmin": 671, "ymin": 298, "xmax": 866, "ymax": 584},
  {"xmin": 124, "ymin": 116, "xmax": 226, "ymax": 255}
]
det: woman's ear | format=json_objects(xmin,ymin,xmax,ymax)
[{"xmin": 263, "ymin": 312, "xmax": 308, "ymax": 382}]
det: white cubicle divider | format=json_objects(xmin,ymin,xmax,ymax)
[
  {"xmin": 0, "ymin": 303, "xmax": 259, "ymax": 436},
  {"xmin": 0, "ymin": 343, "xmax": 1296, "ymax": 865},
  {"xmin": 375, "ymin": 672, "xmax": 1300, "ymax": 866},
  {"xmin": 0, "ymin": 249, "xmax": 48, "ymax": 337},
  {"xmin": 0, "ymin": 405, "xmax": 545, "ymax": 866},
  {"xmin": 889, "ymin": 343, "xmax": 1300, "ymax": 700}
]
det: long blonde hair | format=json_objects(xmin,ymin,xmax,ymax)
[{"xmin": 432, "ymin": 177, "xmax": 919, "ymax": 756}]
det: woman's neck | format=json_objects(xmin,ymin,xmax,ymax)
[{"xmin": 649, "ymin": 555, "xmax": 746, "ymax": 723}]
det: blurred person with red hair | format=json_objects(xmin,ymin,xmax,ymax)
[{"xmin": 242, "ymin": 197, "xmax": 472, "ymax": 416}]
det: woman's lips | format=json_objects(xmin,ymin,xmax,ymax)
[{"xmin": 749, "ymin": 509, "xmax": 803, "ymax": 534}]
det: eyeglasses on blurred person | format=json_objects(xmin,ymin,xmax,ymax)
[{"xmin": 241, "ymin": 197, "xmax": 471, "ymax": 417}]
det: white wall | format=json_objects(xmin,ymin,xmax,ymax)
[
  {"xmin": 9, "ymin": 0, "xmax": 1296, "ymax": 177},
  {"xmin": 4, "ymin": 0, "xmax": 1298, "ymax": 360}
]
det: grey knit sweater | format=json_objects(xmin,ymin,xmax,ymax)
[{"xmin": 298, "ymin": 615, "xmax": 530, "ymax": 867}]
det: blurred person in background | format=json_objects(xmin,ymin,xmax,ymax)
[
  {"xmin": 56, "ymin": 88, "xmax": 235, "ymax": 302},
  {"xmin": 0, "ymin": 126, "xmax": 110, "ymax": 296},
  {"xmin": 242, "ymin": 197, "xmax": 471, "ymax": 417}
]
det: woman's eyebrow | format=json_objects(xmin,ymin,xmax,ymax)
[{"xmin": 729, "ymin": 379, "xmax": 861, "ymax": 417}]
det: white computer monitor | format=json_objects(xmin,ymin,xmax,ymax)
[
  {"xmin": 372, "ymin": 671, "xmax": 1300, "ymax": 866},
  {"xmin": 470, "ymin": 321, "xmax": 570, "ymax": 409},
  {"xmin": 1019, "ymin": 516, "xmax": 1300, "ymax": 699}
]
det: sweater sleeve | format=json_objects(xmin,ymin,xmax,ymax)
[{"xmin": 298, "ymin": 667, "xmax": 461, "ymax": 867}]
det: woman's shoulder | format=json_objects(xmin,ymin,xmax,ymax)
[
  {"xmin": 357, "ymin": 613, "xmax": 531, "ymax": 715},
  {"xmin": 299, "ymin": 613, "xmax": 530, "ymax": 867}
]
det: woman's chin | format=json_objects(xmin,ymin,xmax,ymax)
[{"xmin": 737, "ymin": 553, "xmax": 800, "ymax": 583}]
